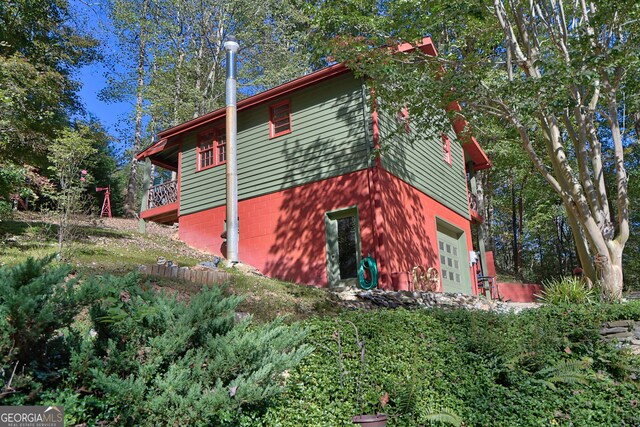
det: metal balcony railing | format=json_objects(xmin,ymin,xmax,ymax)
[{"xmin": 147, "ymin": 180, "xmax": 177, "ymax": 209}]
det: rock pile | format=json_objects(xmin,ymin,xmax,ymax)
[
  {"xmin": 332, "ymin": 288, "xmax": 539, "ymax": 314},
  {"xmin": 600, "ymin": 320, "xmax": 640, "ymax": 355}
]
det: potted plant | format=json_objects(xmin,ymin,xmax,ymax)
[{"xmin": 333, "ymin": 320, "xmax": 388, "ymax": 426}]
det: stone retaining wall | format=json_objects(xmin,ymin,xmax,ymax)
[
  {"xmin": 140, "ymin": 264, "xmax": 232, "ymax": 285},
  {"xmin": 333, "ymin": 288, "xmax": 539, "ymax": 314},
  {"xmin": 600, "ymin": 320, "xmax": 640, "ymax": 355}
]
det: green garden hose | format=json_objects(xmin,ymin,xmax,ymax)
[{"xmin": 358, "ymin": 256, "xmax": 379, "ymax": 290}]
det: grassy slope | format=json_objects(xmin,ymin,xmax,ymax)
[{"xmin": 0, "ymin": 213, "xmax": 341, "ymax": 322}]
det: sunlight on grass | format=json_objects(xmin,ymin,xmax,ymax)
[
  {"xmin": 229, "ymin": 272, "xmax": 342, "ymax": 322},
  {"xmin": 1, "ymin": 214, "xmax": 342, "ymax": 322}
]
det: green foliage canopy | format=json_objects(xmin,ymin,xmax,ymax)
[
  {"xmin": 0, "ymin": 0, "xmax": 98, "ymax": 164},
  {"xmin": 307, "ymin": 0, "xmax": 640, "ymax": 298}
]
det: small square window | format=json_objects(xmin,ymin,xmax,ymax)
[
  {"xmin": 442, "ymin": 133, "xmax": 452, "ymax": 165},
  {"xmin": 270, "ymin": 100, "xmax": 291, "ymax": 138},
  {"xmin": 197, "ymin": 128, "xmax": 226, "ymax": 171}
]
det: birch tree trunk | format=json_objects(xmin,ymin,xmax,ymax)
[
  {"xmin": 491, "ymin": 0, "xmax": 630, "ymax": 300},
  {"xmin": 123, "ymin": 0, "xmax": 150, "ymax": 218}
]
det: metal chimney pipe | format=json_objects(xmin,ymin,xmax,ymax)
[{"xmin": 224, "ymin": 35, "xmax": 239, "ymax": 263}]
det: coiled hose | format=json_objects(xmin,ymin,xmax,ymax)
[{"xmin": 358, "ymin": 255, "xmax": 379, "ymax": 290}]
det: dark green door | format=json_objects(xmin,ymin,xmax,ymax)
[{"xmin": 325, "ymin": 207, "xmax": 360, "ymax": 288}]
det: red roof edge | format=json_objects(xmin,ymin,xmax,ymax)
[
  {"xmin": 446, "ymin": 101, "xmax": 492, "ymax": 170},
  {"xmin": 397, "ymin": 36, "xmax": 438, "ymax": 56}
]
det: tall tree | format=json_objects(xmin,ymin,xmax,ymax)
[
  {"xmin": 0, "ymin": 0, "xmax": 98, "ymax": 184},
  {"xmin": 102, "ymin": 0, "xmax": 153, "ymax": 217},
  {"xmin": 104, "ymin": 0, "xmax": 316, "ymax": 213},
  {"xmin": 308, "ymin": 0, "xmax": 638, "ymax": 300}
]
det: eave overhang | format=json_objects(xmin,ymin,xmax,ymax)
[{"xmin": 447, "ymin": 101, "xmax": 492, "ymax": 170}]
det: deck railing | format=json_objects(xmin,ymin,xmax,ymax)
[
  {"xmin": 147, "ymin": 180, "xmax": 177, "ymax": 209},
  {"xmin": 468, "ymin": 192, "xmax": 479, "ymax": 214}
]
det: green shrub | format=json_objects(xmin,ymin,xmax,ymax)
[
  {"xmin": 0, "ymin": 256, "xmax": 96, "ymax": 401},
  {"xmin": 537, "ymin": 276, "xmax": 597, "ymax": 304},
  {"xmin": 0, "ymin": 258, "xmax": 313, "ymax": 426},
  {"xmin": 71, "ymin": 279, "xmax": 312, "ymax": 426},
  {"xmin": 261, "ymin": 305, "xmax": 640, "ymax": 426}
]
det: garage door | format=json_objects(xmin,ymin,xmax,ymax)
[{"xmin": 437, "ymin": 222, "xmax": 472, "ymax": 294}]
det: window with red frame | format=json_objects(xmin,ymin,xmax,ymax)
[
  {"xmin": 442, "ymin": 134, "xmax": 452, "ymax": 165},
  {"xmin": 198, "ymin": 129, "xmax": 226, "ymax": 170},
  {"xmin": 269, "ymin": 100, "xmax": 291, "ymax": 138}
]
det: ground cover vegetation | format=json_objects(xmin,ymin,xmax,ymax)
[
  {"xmin": 262, "ymin": 306, "xmax": 640, "ymax": 426},
  {"xmin": 1, "ymin": 251, "xmax": 638, "ymax": 426}
]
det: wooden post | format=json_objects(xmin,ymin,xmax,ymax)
[{"xmin": 139, "ymin": 159, "xmax": 152, "ymax": 234}]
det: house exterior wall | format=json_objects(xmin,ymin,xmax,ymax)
[
  {"xmin": 178, "ymin": 166, "xmax": 477, "ymax": 292},
  {"xmin": 179, "ymin": 170, "xmax": 375, "ymax": 287},
  {"xmin": 178, "ymin": 73, "xmax": 371, "ymax": 218},
  {"xmin": 162, "ymin": 69, "xmax": 480, "ymax": 292},
  {"xmin": 377, "ymin": 168, "xmax": 476, "ymax": 294},
  {"xmin": 378, "ymin": 110, "xmax": 470, "ymax": 219}
]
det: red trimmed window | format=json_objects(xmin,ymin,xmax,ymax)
[
  {"xmin": 442, "ymin": 134, "xmax": 452, "ymax": 165},
  {"xmin": 396, "ymin": 107, "xmax": 410, "ymax": 133},
  {"xmin": 197, "ymin": 128, "xmax": 226, "ymax": 171},
  {"xmin": 269, "ymin": 100, "xmax": 291, "ymax": 138}
]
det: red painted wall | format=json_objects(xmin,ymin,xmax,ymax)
[
  {"xmin": 179, "ymin": 167, "xmax": 478, "ymax": 292},
  {"xmin": 376, "ymin": 169, "xmax": 477, "ymax": 294},
  {"xmin": 498, "ymin": 283, "xmax": 542, "ymax": 302},
  {"xmin": 179, "ymin": 170, "xmax": 375, "ymax": 287}
]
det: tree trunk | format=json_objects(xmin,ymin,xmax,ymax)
[
  {"xmin": 510, "ymin": 175, "xmax": 518, "ymax": 276},
  {"xmin": 516, "ymin": 191, "xmax": 523, "ymax": 280},
  {"xmin": 478, "ymin": 169, "xmax": 494, "ymax": 252},
  {"xmin": 490, "ymin": 0, "xmax": 630, "ymax": 301},
  {"xmin": 555, "ymin": 216, "xmax": 564, "ymax": 276},
  {"xmin": 123, "ymin": 0, "xmax": 149, "ymax": 218}
]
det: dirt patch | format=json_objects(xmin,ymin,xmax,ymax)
[
  {"xmin": 93, "ymin": 217, "xmax": 179, "ymax": 239},
  {"xmin": 14, "ymin": 212, "xmax": 211, "ymax": 261}
]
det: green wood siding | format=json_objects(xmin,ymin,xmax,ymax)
[
  {"xmin": 378, "ymin": 111, "xmax": 470, "ymax": 219},
  {"xmin": 179, "ymin": 74, "xmax": 371, "ymax": 215}
]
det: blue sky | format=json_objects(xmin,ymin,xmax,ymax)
[
  {"xmin": 77, "ymin": 62, "xmax": 129, "ymax": 134},
  {"xmin": 71, "ymin": 0, "xmax": 129, "ymax": 139}
]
